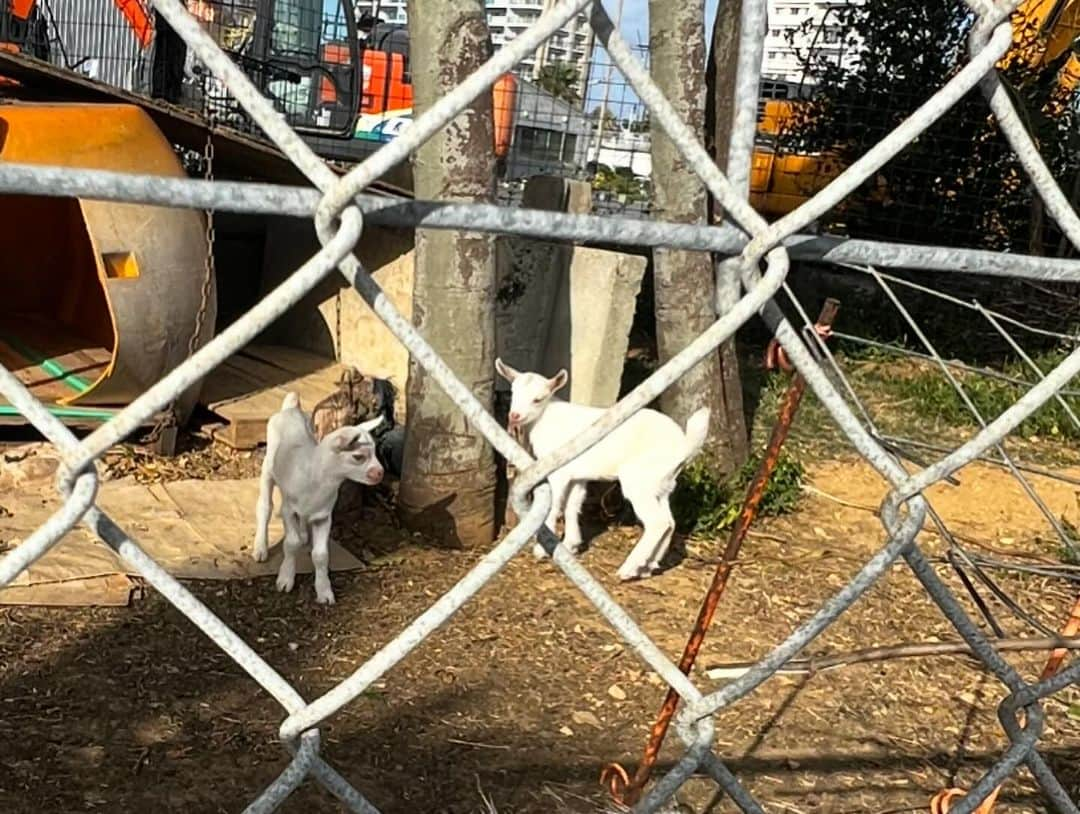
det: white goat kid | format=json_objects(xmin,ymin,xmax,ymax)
[
  {"xmin": 496, "ymin": 358, "xmax": 709, "ymax": 581},
  {"xmin": 253, "ymin": 392, "xmax": 384, "ymax": 604}
]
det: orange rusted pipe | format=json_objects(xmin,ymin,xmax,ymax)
[{"xmin": 602, "ymin": 299, "xmax": 840, "ymax": 806}]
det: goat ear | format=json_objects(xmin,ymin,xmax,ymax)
[
  {"xmin": 549, "ymin": 369, "xmax": 569, "ymax": 393},
  {"xmin": 325, "ymin": 426, "xmax": 359, "ymax": 453},
  {"xmin": 495, "ymin": 357, "xmax": 519, "ymax": 382},
  {"xmin": 357, "ymin": 415, "xmax": 383, "ymax": 434}
]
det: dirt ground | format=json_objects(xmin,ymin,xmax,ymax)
[{"xmin": 3, "ymin": 430, "xmax": 1080, "ymax": 814}]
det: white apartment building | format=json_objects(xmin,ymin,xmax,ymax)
[
  {"xmin": 762, "ymin": 0, "xmax": 860, "ymax": 85},
  {"xmin": 352, "ymin": 0, "xmax": 595, "ymax": 88}
]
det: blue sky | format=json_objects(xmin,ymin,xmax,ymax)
[{"xmin": 585, "ymin": 0, "xmax": 723, "ymax": 121}]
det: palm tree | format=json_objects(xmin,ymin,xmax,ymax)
[{"xmin": 536, "ymin": 62, "xmax": 581, "ymax": 105}]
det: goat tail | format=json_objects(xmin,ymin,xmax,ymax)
[
  {"xmin": 282, "ymin": 391, "xmax": 300, "ymax": 411},
  {"xmin": 682, "ymin": 407, "xmax": 710, "ymax": 462}
]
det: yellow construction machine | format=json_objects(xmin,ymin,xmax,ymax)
[{"xmin": 749, "ymin": 0, "xmax": 1080, "ymax": 221}]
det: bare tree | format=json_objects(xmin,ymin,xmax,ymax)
[
  {"xmin": 650, "ymin": 0, "xmax": 748, "ymax": 473},
  {"xmin": 398, "ymin": 0, "xmax": 497, "ymax": 546}
]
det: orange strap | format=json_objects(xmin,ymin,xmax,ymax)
[
  {"xmin": 112, "ymin": 0, "xmax": 154, "ymax": 48},
  {"xmin": 9, "ymin": 0, "xmax": 34, "ymax": 21},
  {"xmin": 930, "ymin": 786, "xmax": 1000, "ymax": 814}
]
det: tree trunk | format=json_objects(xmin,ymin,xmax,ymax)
[
  {"xmin": 705, "ymin": 0, "xmax": 751, "ymax": 471},
  {"xmin": 650, "ymin": 0, "xmax": 748, "ymax": 474},
  {"xmin": 398, "ymin": 0, "xmax": 497, "ymax": 547}
]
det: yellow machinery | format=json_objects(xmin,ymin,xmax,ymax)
[
  {"xmin": 0, "ymin": 103, "xmax": 215, "ymax": 423},
  {"xmin": 750, "ymin": 0, "xmax": 1080, "ymax": 220}
]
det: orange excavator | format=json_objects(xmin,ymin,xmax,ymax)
[
  {"xmin": 0, "ymin": 0, "xmax": 517, "ymax": 164},
  {"xmin": 339, "ymin": 16, "xmax": 516, "ymax": 161},
  {"xmin": 749, "ymin": 0, "xmax": 1080, "ymax": 221}
]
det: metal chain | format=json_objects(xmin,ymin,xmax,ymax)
[
  {"xmin": 142, "ymin": 118, "xmax": 217, "ymax": 448},
  {"xmin": 189, "ymin": 117, "xmax": 217, "ymax": 360}
]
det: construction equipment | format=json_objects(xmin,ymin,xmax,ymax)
[
  {"xmin": 751, "ymin": 0, "xmax": 1080, "ymax": 220},
  {"xmin": 0, "ymin": 0, "xmax": 516, "ymax": 163}
]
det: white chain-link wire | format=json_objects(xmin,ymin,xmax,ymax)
[{"xmin": 3, "ymin": 0, "xmax": 1080, "ymax": 811}]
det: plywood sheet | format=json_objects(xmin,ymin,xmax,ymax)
[
  {"xmin": 0, "ymin": 314, "xmax": 111, "ymax": 404},
  {"xmin": 0, "ymin": 477, "xmax": 364, "ymax": 607}
]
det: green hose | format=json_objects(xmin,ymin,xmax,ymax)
[
  {"xmin": 0, "ymin": 404, "xmax": 116, "ymax": 420},
  {"xmin": 0, "ymin": 333, "xmax": 113, "ymax": 421},
  {"xmin": 0, "ymin": 333, "xmax": 92, "ymax": 394}
]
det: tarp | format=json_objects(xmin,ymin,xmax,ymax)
[{"xmin": 0, "ymin": 453, "xmax": 363, "ymax": 606}]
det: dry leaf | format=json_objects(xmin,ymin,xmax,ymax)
[
  {"xmin": 571, "ymin": 710, "xmax": 602, "ymax": 729},
  {"xmin": 607, "ymin": 684, "xmax": 627, "ymax": 701}
]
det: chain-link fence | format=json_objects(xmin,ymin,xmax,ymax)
[
  {"xmin": 777, "ymin": 261, "xmax": 1080, "ymax": 626},
  {"xmin": 3, "ymin": 0, "xmax": 1080, "ymax": 812}
]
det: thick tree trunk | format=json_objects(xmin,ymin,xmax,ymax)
[
  {"xmin": 650, "ymin": 0, "xmax": 748, "ymax": 473},
  {"xmin": 398, "ymin": 0, "xmax": 497, "ymax": 547}
]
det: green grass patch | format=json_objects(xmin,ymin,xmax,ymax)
[
  {"xmin": 672, "ymin": 453, "xmax": 805, "ymax": 537},
  {"xmin": 850, "ymin": 348, "xmax": 1080, "ymax": 442}
]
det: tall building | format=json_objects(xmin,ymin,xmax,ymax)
[
  {"xmin": 762, "ymin": 1, "xmax": 859, "ymax": 84},
  {"xmin": 353, "ymin": 0, "xmax": 594, "ymax": 90}
]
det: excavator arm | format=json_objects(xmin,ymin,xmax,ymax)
[{"xmin": 1005, "ymin": 0, "xmax": 1080, "ymax": 110}]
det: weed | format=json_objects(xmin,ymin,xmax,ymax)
[
  {"xmin": 846, "ymin": 348, "xmax": 1080, "ymax": 441},
  {"xmin": 672, "ymin": 453, "xmax": 805, "ymax": 537}
]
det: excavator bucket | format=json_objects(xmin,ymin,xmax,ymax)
[{"xmin": 0, "ymin": 102, "xmax": 216, "ymax": 424}]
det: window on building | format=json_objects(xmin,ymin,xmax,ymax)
[
  {"xmin": 761, "ymin": 80, "xmax": 790, "ymax": 99},
  {"xmin": 516, "ymin": 126, "xmax": 575, "ymax": 165},
  {"xmin": 561, "ymin": 133, "xmax": 577, "ymax": 162}
]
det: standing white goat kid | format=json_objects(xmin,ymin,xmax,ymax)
[
  {"xmin": 253, "ymin": 392, "xmax": 384, "ymax": 604},
  {"xmin": 496, "ymin": 358, "xmax": 709, "ymax": 581}
]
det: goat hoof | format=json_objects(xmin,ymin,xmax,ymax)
[
  {"xmin": 315, "ymin": 589, "xmax": 336, "ymax": 605},
  {"xmin": 532, "ymin": 542, "xmax": 549, "ymax": 560},
  {"xmin": 253, "ymin": 544, "xmax": 269, "ymax": 563},
  {"xmin": 276, "ymin": 573, "xmax": 296, "ymax": 593},
  {"xmin": 617, "ymin": 564, "xmax": 649, "ymax": 582}
]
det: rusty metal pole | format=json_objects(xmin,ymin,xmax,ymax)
[{"xmin": 602, "ymin": 298, "xmax": 840, "ymax": 806}]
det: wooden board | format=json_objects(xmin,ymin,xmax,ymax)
[
  {"xmin": 0, "ymin": 573, "xmax": 137, "ymax": 607},
  {"xmin": 0, "ymin": 315, "xmax": 111, "ymax": 404},
  {"xmin": 201, "ymin": 346, "xmax": 344, "ymax": 449}
]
